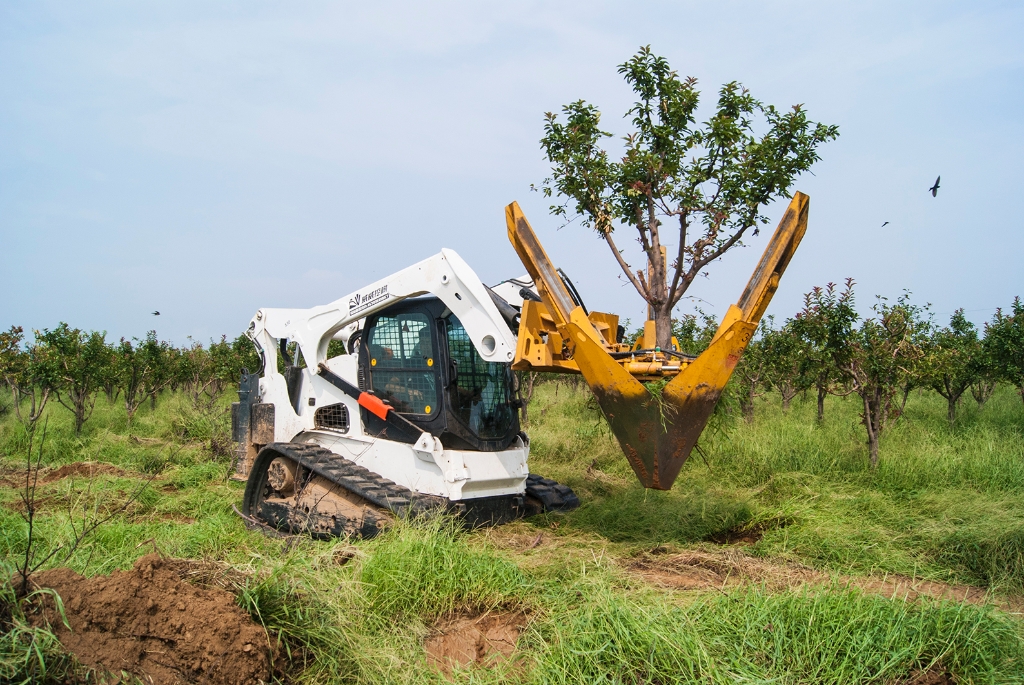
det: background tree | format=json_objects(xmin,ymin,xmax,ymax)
[
  {"xmin": 100, "ymin": 355, "xmax": 121, "ymax": 405},
  {"xmin": 671, "ymin": 310, "xmax": 718, "ymax": 355},
  {"xmin": 790, "ymin": 280, "xmax": 858, "ymax": 422},
  {"xmin": 985, "ymin": 297, "xmax": 1024, "ymax": 405},
  {"xmin": 969, "ymin": 335, "xmax": 999, "ymax": 409},
  {"xmin": 731, "ymin": 321, "xmax": 770, "ymax": 422},
  {"xmin": 176, "ymin": 340, "xmax": 216, "ymax": 408},
  {"xmin": 514, "ymin": 370, "xmax": 541, "ymax": 426},
  {"xmin": 844, "ymin": 294, "xmax": 928, "ymax": 468},
  {"xmin": 924, "ymin": 310, "xmax": 983, "ymax": 424},
  {"xmin": 231, "ymin": 333, "xmax": 263, "ymax": 377},
  {"xmin": 539, "ymin": 46, "xmax": 838, "ymax": 349},
  {"xmin": 114, "ymin": 331, "xmax": 173, "ymax": 428},
  {"xmin": 0, "ymin": 326, "xmax": 52, "ymax": 427},
  {"xmin": 761, "ymin": 321, "xmax": 810, "ymax": 412},
  {"xmin": 34, "ymin": 323, "xmax": 112, "ymax": 435}
]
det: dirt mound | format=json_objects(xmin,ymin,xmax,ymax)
[
  {"xmin": 29, "ymin": 553, "xmax": 274, "ymax": 685},
  {"xmin": 627, "ymin": 548, "xmax": 1023, "ymax": 611},
  {"xmin": 629, "ymin": 548, "xmax": 820, "ymax": 591},
  {"xmin": 42, "ymin": 461, "xmax": 126, "ymax": 483},
  {"xmin": 425, "ymin": 610, "xmax": 526, "ymax": 672}
]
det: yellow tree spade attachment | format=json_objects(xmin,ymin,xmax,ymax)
[{"xmin": 506, "ymin": 193, "xmax": 809, "ymax": 489}]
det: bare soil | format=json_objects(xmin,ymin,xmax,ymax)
[
  {"xmin": 42, "ymin": 461, "xmax": 126, "ymax": 483},
  {"xmin": 424, "ymin": 610, "xmax": 527, "ymax": 673},
  {"xmin": 0, "ymin": 461, "xmax": 127, "ymax": 490},
  {"xmin": 626, "ymin": 548, "xmax": 1024, "ymax": 612},
  {"xmin": 28, "ymin": 553, "xmax": 275, "ymax": 685},
  {"xmin": 899, "ymin": 667, "xmax": 954, "ymax": 684}
]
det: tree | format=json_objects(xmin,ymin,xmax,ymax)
[
  {"xmin": 539, "ymin": 46, "xmax": 838, "ymax": 349},
  {"xmin": 790, "ymin": 280, "xmax": 858, "ymax": 422},
  {"xmin": 113, "ymin": 331, "xmax": 173, "ymax": 428},
  {"xmin": 969, "ymin": 333, "xmax": 999, "ymax": 409},
  {"xmin": 844, "ymin": 294, "xmax": 928, "ymax": 468},
  {"xmin": 176, "ymin": 340, "xmax": 216, "ymax": 408},
  {"xmin": 34, "ymin": 323, "xmax": 112, "ymax": 435},
  {"xmin": 732, "ymin": 322, "xmax": 770, "ymax": 422},
  {"xmin": 231, "ymin": 333, "xmax": 263, "ymax": 376},
  {"xmin": 985, "ymin": 297, "xmax": 1024, "ymax": 405},
  {"xmin": 514, "ymin": 370, "xmax": 541, "ymax": 426},
  {"xmin": 924, "ymin": 310, "xmax": 983, "ymax": 424},
  {"xmin": 0, "ymin": 326, "xmax": 53, "ymax": 427},
  {"xmin": 761, "ymin": 321, "xmax": 810, "ymax": 412},
  {"xmin": 671, "ymin": 310, "xmax": 718, "ymax": 355}
]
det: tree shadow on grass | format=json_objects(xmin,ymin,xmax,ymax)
[{"xmin": 564, "ymin": 486, "xmax": 754, "ymax": 545}]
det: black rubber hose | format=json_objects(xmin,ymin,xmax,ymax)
[{"xmin": 557, "ymin": 268, "xmax": 589, "ymax": 315}]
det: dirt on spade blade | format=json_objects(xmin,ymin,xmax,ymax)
[{"xmin": 28, "ymin": 553, "xmax": 276, "ymax": 685}]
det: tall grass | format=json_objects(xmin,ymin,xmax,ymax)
[
  {"xmin": 2, "ymin": 384, "xmax": 1024, "ymax": 682},
  {"xmin": 529, "ymin": 584, "xmax": 1024, "ymax": 684},
  {"xmin": 526, "ymin": 381, "xmax": 1024, "ymax": 590},
  {"xmin": 0, "ymin": 561, "xmax": 84, "ymax": 685},
  {"xmin": 235, "ymin": 520, "xmax": 1024, "ymax": 684}
]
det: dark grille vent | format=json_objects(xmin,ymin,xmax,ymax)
[
  {"xmin": 314, "ymin": 403, "xmax": 349, "ymax": 433},
  {"xmin": 358, "ymin": 365, "xmax": 368, "ymax": 391}
]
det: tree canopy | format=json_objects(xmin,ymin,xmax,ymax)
[{"xmin": 540, "ymin": 46, "xmax": 839, "ymax": 348}]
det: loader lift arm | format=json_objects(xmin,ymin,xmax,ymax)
[{"xmin": 506, "ymin": 192, "xmax": 810, "ymax": 489}]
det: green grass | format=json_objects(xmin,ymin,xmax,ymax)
[
  {"xmin": 526, "ymin": 380, "xmax": 1024, "ymax": 592},
  {"xmin": 1, "ymin": 383, "xmax": 1024, "ymax": 683},
  {"xmin": 528, "ymin": 583, "xmax": 1024, "ymax": 684}
]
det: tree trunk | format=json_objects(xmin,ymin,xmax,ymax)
[
  {"xmin": 947, "ymin": 396, "xmax": 957, "ymax": 425},
  {"xmin": 516, "ymin": 371, "xmax": 538, "ymax": 426},
  {"xmin": 654, "ymin": 306, "xmax": 673, "ymax": 350},
  {"xmin": 74, "ymin": 404, "xmax": 85, "ymax": 436},
  {"xmin": 67, "ymin": 388, "xmax": 95, "ymax": 437},
  {"xmin": 816, "ymin": 384, "xmax": 827, "ymax": 423},
  {"xmin": 779, "ymin": 384, "xmax": 797, "ymax": 413},
  {"xmin": 867, "ymin": 429, "xmax": 879, "ymax": 469},
  {"xmin": 740, "ymin": 385, "xmax": 756, "ymax": 423},
  {"xmin": 970, "ymin": 381, "xmax": 994, "ymax": 408},
  {"xmin": 862, "ymin": 391, "xmax": 881, "ymax": 469},
  {"xmin": 900, "ymin": 384, "xmax": 912, "ymax": 414}
]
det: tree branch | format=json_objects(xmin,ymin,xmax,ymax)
[
  {"xmin": 667, "ymin": 212, "xmax": 688, "ymax": 306},
  {"xmin": 603, "ymin": 229, "xmax": 649, "ymax": 300}
]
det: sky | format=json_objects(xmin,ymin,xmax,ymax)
[{"xmin": 2, "ymin": 1, "xmax": 1022, "ymax": 345}]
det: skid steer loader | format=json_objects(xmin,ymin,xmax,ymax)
[{"xmin": 232, "ymin": 193, "xmax": 808, "ymax": 538}]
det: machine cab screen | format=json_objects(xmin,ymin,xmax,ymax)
[{"xmin": 361, "ymin": 298, "xmax": 519, "ymax": 451}]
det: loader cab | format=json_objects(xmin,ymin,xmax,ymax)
[{"xmin": 358, "ymin": 297, "xmax": 520, "ymax": 451}]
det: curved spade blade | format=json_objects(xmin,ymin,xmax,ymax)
[{"xmin": 567, "ymin": 315, "xmax": 755, "ymax": 489}]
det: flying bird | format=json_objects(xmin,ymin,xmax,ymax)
[
  {"xmin": 152, "ymin": 311, "xmax": 160, "ymax": 316},
  {"xmin": 929, "ymin": 176, "xmax": 940, "ymax": 197},
  {"xmin": 881, "ymin": 221, "xmax": 889, "ymax": 227}
]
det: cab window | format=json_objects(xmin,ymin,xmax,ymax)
[
  {"xmin": 445, "ymin": 316, "xmax": 514, "ymax": 439},
  {"xmin": 367, "ymin": 313, "xmax": 437, "ymax": 416}
]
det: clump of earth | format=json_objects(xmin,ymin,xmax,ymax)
[
  {"xmin": 28, "ymin": 553, "xmax": 275, "ymax": 685},
  {"xmin": 424, "ymin": 610, "xmax": 527, "ymax": 672}
]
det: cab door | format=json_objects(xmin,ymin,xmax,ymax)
[{"xmin": 360, "ymin": 303, "xmax": 445, "ymax": 441}]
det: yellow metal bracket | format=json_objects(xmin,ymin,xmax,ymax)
[{"xmin": 505, "ymin": 193, "xmax": 809, "ymax": 489}]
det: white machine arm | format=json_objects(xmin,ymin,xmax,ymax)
[{"xmin": 248, "ymin": 249, "xmax": 516, "ymax": 370}]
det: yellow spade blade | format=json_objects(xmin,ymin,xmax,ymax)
[{"xmin": 506, "ymin": 193, "xmax": 809, "ymax": 489}]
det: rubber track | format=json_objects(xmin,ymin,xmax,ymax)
[
  {"xmin": 261, "ymin": 442, "xmax": 447, "ymax": 517},
  {"xmin": 525, "ymin": 473, "xmax": 581, "ymax": 513}
]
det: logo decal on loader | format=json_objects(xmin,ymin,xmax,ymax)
[{"xmin": 349, "ymin": 285, "xmax": 389, "ymax": 315}]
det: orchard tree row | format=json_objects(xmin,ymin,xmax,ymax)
[
  {"xmin": 0, "ymin": 325, "xmax": 260, "ymax": 435},
  {"xmin": 701, "ymin": 282, "xmax": 1024, "ymax": 466}
]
